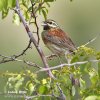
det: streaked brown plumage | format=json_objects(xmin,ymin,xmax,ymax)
[{"xmin": 41, "ymin": 19, "xmax": 76, "ymax": 56}]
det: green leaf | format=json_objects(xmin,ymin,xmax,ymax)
[
  {"xmin": 24, "ymin": 11, "xmax": 30, "ymax": 21},
  {"xmin": 31, "ymin": 0, "xmax": 35, "ymax": 3},
  {"xmin": 2, "ymin": 0, "xmax": 8, "ymax": 10},
  {"xmin": 98, "ymin": 62, "xmax": 100, "ymax": 78},
  {"xmin": 71, "ymin": 55, "xmax": 79, "ymax": 63},
  {"xmin": 22, "ymin": 0, "xmax": 30, "ymax": 8},
  {"xmin": 13, "ymin": 13, "xmax": 20, "ymax": 25},
  {"xmin": 0, "ymin": 0, "xmax": 9, "ymax": 19},
  {"xmin": 89, "ymin": 69, "xmax": 98, "ymax": 86},
  {"xmin": 44, "ymin": 0, "xmax": 55, "ymax": 2},
  {"xmin": 72, "ymin": 86, "xmax": 75, "ymax": 96},
  {"xmin": 2, "ymin": 11, "xmax": 8, "ymax": 19},
  {"xmin": 45, "ymin": 2, "xmax": 50, "ymax": 7},
  {"xmin": 42, "ymin": 9, "xmax": 47, "ymax": 20},
  {"xmin": 84, "ymin": 95, "xmax": 100, "ymax": 100},
  {"xmin": 96, "ymin": 52, "xmax": 100, "ymax": 60},
  {"xmin": 39, "ymin": 85, "xmax": 48, "ymax": 94},
  {"xmin": 28, "ymin": 83, "xmax": 35, "ymax": 94},
  {"xmin": 0, "ymin": 0, "xmax": 3, "ymax": 11},
  {"xmin": 14, "ymin": 81, "xmax": 23, "ymax": 92},
  {"xmin": 80, "ymin": 63, "xmax": 91, "ymax": 74},
  {"xmin": 8, "ymin": 0, "xmax": 16, "ymax": 8},
  {"xmin": 25, "ymin": 81, "xmax": 35, "ymax": 94},
  {"xmin": 79, "ymin": 78, "xmax": 86, "ymax": 90},
  {"xmin": 8, "ymin": 76, "xmax": 16, "ymax": 82}
]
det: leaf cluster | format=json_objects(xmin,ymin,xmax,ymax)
[
  {"xmin": 0, "ymin": 0, "xmax": 56, "ymax": 22},
  {"xmin": 1, "ymin": 46, "xmax": 99, "ymax": 100}
]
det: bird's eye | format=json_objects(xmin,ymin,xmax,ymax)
[{"xmin": 49, "ymin": 22, "xmax": 52, "ymax": 24}]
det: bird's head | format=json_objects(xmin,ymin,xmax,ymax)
[{"xmin": 42, "ymin": 19, "xmax": 59, "ymax": 30}]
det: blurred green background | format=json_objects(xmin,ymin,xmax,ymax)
[{"xmin": 0, "ymin": 0, "xmax": 100, "ymax": 99}]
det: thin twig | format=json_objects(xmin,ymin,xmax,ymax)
[
  {"xmin": 34, "ymin": 1, "xmax": 45, "ymax": 13},
  {"xmin": 29, "ymin": 0, "xmax": 45, "ymax": 44},
  {"xmin": 77, "ymin": 33, "xmax": 100, "ymax": 48},
  {"xmin": 0, "ymin": 54, "xmax": 41, "ymax": 68},
  {"xmin": 36, "ymin": 59, "xmax": 100, "ymax": 72},
  {"xmin": 56, "ymin": 83, "xmax": 66, "ymax": 100},
  {"xmin": 30, "ymin": 0, "xmax": 40, "ymax": 44},
  {"xmin": 14, "ymin": 39, "xmax": 32, "ymax": 58},
  {"xmin": 24, "ymin": 94, "xmax": 53, "ymax": 100},
  {"xmin": 0, "ymin": 40, "xmax": 32, "ymax": 64},
  {"xmin": 46, "ymin": 54, "xmax": 57, "ymax": 60}
]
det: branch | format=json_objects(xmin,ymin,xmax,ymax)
[
  {"xmin": 36, "ymin": 59, "xmax": 100, "ymax": 72},
  {"xmin": 77, "ymin": 33, "xmax": 100, "ymax": 48},
  {"xmin": 14, "ymin": 39, "xmax": 32, "ymax": 58},
  {"xmin": 0, "ymin": 54, "xmax": 41, "ymax": 68},
  {"xmin": 30, "ymin": 0, "xmax": 40, "ymax": 44},
  {"xmin": 46, "ymin": 54, "xmax": 57, "ymax": 60},
  {"xmin": 15, "ymin": 0, "xmax": 54, "ymax": 79},
  {"xmin": 56, "ymin": 83, "xmax": 66, "ymax": 100},
  {"xmin": 0, "ymin": 40, "xmax": 32, "ymax": 64},
  {"xmin": 34, "ymin": 1, "xmax": 45, "ymax": 13},
  {"xmin": 29, "ymin": 0, "xmax": 45, "ymax": 43},
  {"xmin": 24, "ymin": 94, "xmax": 53, "ymax": 100},
  {"xmin": 29, "ymin": 1, "xmax": 44, "ymax": 44}
]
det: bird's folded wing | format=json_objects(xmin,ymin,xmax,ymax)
[{"xmin": 46, "ymin": 28, "xmax": 76, "ymax": 51}]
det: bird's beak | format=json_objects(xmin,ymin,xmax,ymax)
[{"xmin": 41, "ymin": 21, "xmax": 47, "ymax": 26}]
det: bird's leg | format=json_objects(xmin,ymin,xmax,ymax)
[{"xmin": 65, "ymin": 51, "xmax": 71, "ymax": 65}]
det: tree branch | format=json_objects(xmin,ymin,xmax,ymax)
[
  {"xmin": 0, "ymin": 54, "xmax": 41, "ymax": 68},
  {"xmin": 30, "ymin": 0, "xmax": 40, "ymax": 44},
  {"xmin": 46, "ymin": 54, "xmax": 57, "ymax": 60},
  {"xmin": 36, "ymin": 59, "xmax": 100, "ymax": 72},
  {"xmin": 14, "ymin": 39, "xmax": 32, "ymax": 58},
  {"xmin": 34, "ymin": 1, "xmax": 45, "ymax": 13},
  {"xmin": 24, "ymin": 94, "xmax": 53, "ymax": 100},
  {"xmin": 29, "ymin": 0, "xmax": 45, "ymax": 44},
  {"xmin": 0, "ymin": 40, "xmax": 32, "ymax": 64},
  {"xmin": 15, "ymin": 0, "xmax": 55, "ymax": 79},
  {"xmin": 56, "ymin": 83, "xmax": 66, "ymax": 100},
  {"xmin": 77, "ymin": 33, "xmax": 100, "ymax": 48}
]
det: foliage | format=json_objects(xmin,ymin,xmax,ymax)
[
  {"xmin": 0, "ymin": 0, "xmax": 100, "ymax": 100},
  {"xmin": 1, "ymin": 47, "xmax": 100, "ymax": 100},
  {"xmin": 0, "ymin": 0, "xmax": 56, "ymax": 20}
]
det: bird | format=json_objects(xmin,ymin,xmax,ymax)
[{"xmin": 41, "ymin": 19, "xmax": 76, "ymax": 62}]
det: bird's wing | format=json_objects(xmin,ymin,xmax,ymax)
[{"xmin": 45, "ymin": 28, "xmax": 76, "ymax": 52}]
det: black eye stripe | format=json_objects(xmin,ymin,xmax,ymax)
[{"xmin": 48, "ymin": 22, "xmax": 52, "ymax": 24}]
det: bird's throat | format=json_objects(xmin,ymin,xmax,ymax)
[{"xmin": 44, "ymin": 25, "xmax": 50, "ymax": 30}]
